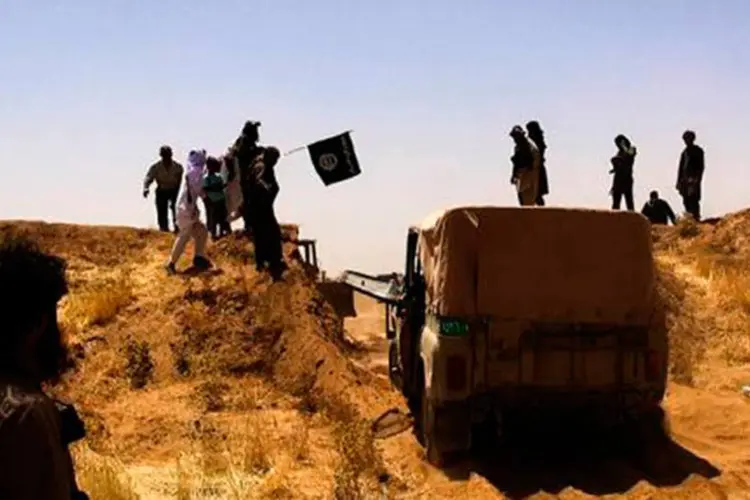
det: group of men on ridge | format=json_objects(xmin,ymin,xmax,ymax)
[
  {"xmin": 143, "ymin": 121, "xmax": 286, "ymax": 281},
  {"xmin": 140, "ymin": 120, "xmax": 709, "ymax": 282},
  {"xmin": 509, "ymin": 124, "xmax": 706, "ymax": 224}
]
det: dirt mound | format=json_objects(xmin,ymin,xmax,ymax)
[{"xmin": 0, "ymin": 221, "xmax": 401, "ymax": 498}]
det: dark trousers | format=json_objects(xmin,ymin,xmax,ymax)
[
  {"xmin": 241, "ymin": 186, "xmax": 253, "ymax": 234},
  {"xmin": 682, "ymin": 194, "xmax": 701, "ymax": 221},
  {"xmin": 611, "ymin": 184, "xmax": 634, "ymax": 211},
  {"xmin": 155, "ymin": 188, "xmax": 179, "ymax": 232},
  {"xmin": 206, "ymin": 199, "xmax": 231, "ymax": 240},
  {"xmin": 247, "ymin": 198, "xmax": 284, "ymax": 279}
]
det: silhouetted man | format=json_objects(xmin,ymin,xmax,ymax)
[
  {"xmin": 143, "ymin": 145, "xmax": 184, "ymax": 232},
  {"xmin": 609, "ymin": 134, "xmax": 637, "ymax": 211},
  {"xmin": 0, "ymin": 236, "xmax": 89, "ymax": 499},
  {"xmin": 676, "ymin": 130, "xmax": 705, "ymax": 221},
  {"xmin": 227, "ymin": 121, "xmax": 265, "ymax": 235},
  {"xmin": 641, "ymin": 190, "xmax": 677, "ymax": 225},
  {"xmin": 526, "ymin": 121, "xmax": 549, "ymax": 206},
  {"xmin": 246, "ymin": 147, "xmax": 286, "ymax": 281},
  {"xmin": 509, "ymin": 125, "xmax": 541, "ymax": 206}
]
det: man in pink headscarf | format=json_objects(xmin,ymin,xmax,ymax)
[{"xmin": 166, "ymin": 149, "xmax": 212, "ymax": 274}]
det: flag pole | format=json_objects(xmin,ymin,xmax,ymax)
[{"xmin": 282, "ymin": 129, "xmax": 354, "ymax": 158}]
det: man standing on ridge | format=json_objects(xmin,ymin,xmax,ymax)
[
  {"xmin": 246, "ymin": 146, "xmax": 286, "ymax": 281},
  {"xmin": 143, "ymin": 145, "xmax": 184, "ymax": 232},
  {"xmin": 676, "ymin": 130, "xmax": 705, "ymax": 221},
  {"xmin": 609, "ymin": 134, "xmax": 637, "ymax": 211},
  {"xmin": 641, "ymin": 190, "xmax": 677, "ymax": 225},
  {"xmin": 509, "ymin": 125, "xmax": 541, "ymax": 206},
  {"xmin": 526, "ymin": 121, "xmax": 549, "ymax": 206},
  {"xmin": 227, "ymin": 121, "xmax": 265, "ymax": 236}
]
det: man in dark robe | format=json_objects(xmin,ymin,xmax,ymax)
[
  {"xmin": 676, "ymin": 130, "xmax": 705, "ymax": 221},
  {"xmin": 526, "ymin": 121, "xmax": 549, "ymax": 206},
  {"xmin": 246, "ymin": 147, "xmax": 286, "ymax": 281},
  {"xmin": 227, "ymin": 121, "xmax": 265, "ymax": 235},
  {"xmin": 610, "ymin": 134, "xmax": 637, "ymax": 211}
]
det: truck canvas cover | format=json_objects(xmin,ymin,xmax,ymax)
[{"xmin": 416, "ymin": 206, "xmax": 655, "ymax": 325}]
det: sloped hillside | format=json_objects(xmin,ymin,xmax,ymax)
[
  {"xmin": 0, "ymin": 221, "xmax": 403, "ymax": 499},
  {"xmin": 649, "ymin": 213, "xmax": 750, "ymax": 498}
]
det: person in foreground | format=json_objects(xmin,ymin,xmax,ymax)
[
  {"xmin": 0, "ymin": 235, "xmax": 89, "ymax": 499},
  {"xmin": 166, "ymin": 149, "xmax": 213, "ymax": 275},
  {"xmin": 641, "ymin": 190, "xmax": 677, "ymax": 225}
]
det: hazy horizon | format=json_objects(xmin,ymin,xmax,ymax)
[{"xmin": 2, "ymin": 1, "xmax": 748, "ymax": 274}]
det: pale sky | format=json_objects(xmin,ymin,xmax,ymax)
[{"xmin": 1, "ymin": 1, "xmax": 748, "ymax": 274}]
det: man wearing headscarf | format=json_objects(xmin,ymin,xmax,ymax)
[
  {"xmin": 509, "ymin": 125, "xmax": 541, "ymax": 206},
  {"xmin": 165, "ymin": 149, "xmax": 212, "ymax": 274},
  {"xmin": 227, "ymin": 121, "xmax": 266, "ymax": 235},
  {"xmin": 526, "ymin": 121, "xmax": 549, "ymax": 206},
  {"xmin": 609, "ymin": 134, "xmax": 637, "ymax": 211},
  {"xmin": 143, "ymin": 145, "xmax": 184, "ymax": 232},
  {"xmin": 246, "ymin": 147, "xmax": 286, "ymax": 281},
  {"xmin": 676, "ymin": 130, "xmax": 705, "ymax": 221}
]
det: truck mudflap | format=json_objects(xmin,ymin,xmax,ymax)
[{"xmin": 430, "ymin": 400, "xmax": 472, "ymax": 452}]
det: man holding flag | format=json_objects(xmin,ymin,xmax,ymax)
[
  {"xmin": 228, "ymin": 124, "xmax": 362, "ymax": 279},
  {"xmin": 245, "ymin": 146, "xmax": 286, "ymax": 281}
]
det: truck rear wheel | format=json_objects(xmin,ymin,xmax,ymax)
[{"xmin": 415, "ymin": 364, "xmax": 454, "ymax": 467}]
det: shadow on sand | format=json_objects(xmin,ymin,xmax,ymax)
[
  {"xmin": 441, "ymin": 421, "xmax": 721, "ymax": 499},
  {"xmin": 179, "ymin": 267, "xmax": 224, "ymax": 278}
]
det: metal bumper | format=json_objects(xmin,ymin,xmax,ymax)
[{"xmin": 467, "ymin": 386, "xmax": 664, "ymax": 425}]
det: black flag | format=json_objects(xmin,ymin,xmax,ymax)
[{"xmin": 307, "ymin": 132, "xmax": 361, "ymax": 186}]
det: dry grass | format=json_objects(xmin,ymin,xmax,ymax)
[
  {"xmin": 287, "ymin": 417, "xmax": 312, "ymax": 462},
  {"xmin": 73, "ymin": 445, "xmax": 140, "ymax": 500},
  {"xmin": 655, "ymin": 215, "xmax": 750, "ymax": 383},
  {"xmin": 241, "ymin": 413, "xmax": 275, "ymax": 475},
  {"xmin": 62, "ymin": 269, "xmax": 135, "ymax": 331},
  {"xmin": 7, "ymin": 222, "xmax": 395, "ymax": 499},
  {"xmin": 656, "ymin": 260, "xmax": 703, "ymax": 386}
]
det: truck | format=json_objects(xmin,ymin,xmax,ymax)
[{"xmin": 342, "ymin": 205, "xmax": 668, "ymax": 466}]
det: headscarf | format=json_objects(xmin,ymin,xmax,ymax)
[
  {"xmin": 184, "ymin": 149, "xmax": 207, "ymax": 204},
  {"xmin": 187, "ymin": 149, "xmax": 207, "ymax": 171}
]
